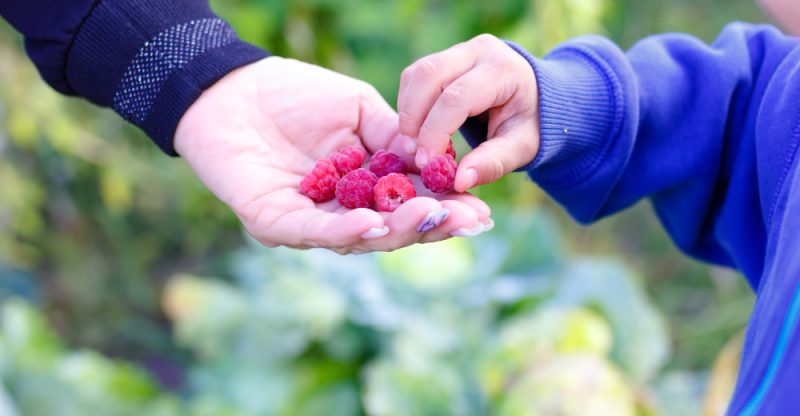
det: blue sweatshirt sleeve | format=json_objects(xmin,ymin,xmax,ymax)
[
  {"xmin": 0, "ymin": 0, "xmax": 269, "ymax": 155},
  {"xmin": 462, "ymin": 24, "xmax": 800, "ymax": 286}
]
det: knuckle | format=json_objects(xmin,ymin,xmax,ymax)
[
  {"xmin": 244, "ymin": 226, "xmax": 279, "ymax": 248},
  {"xmin": 440, "ymin": 85, "xmax": 466, "ymax": 108},
  {"xmin": 472, "ymin": 33, "xmax": 499, "ymax": 47},
  {"xmin": 303, "ymin": 239, "xmax": 322, "ymax": 249},
  {"xmin": 398, "ymin": 111, "xmax": 419, "ymax": 133},
  {"xmin": 416, "ymin": 57, "xmax": 439, "ymax": 79},
  {"xmin": 398, "ymin": 110, "xmax": 418, "ymax": 126},
  {"xmin": 258, "ymin": 238, "xmax": 280, "ymax": 249},
  {"xmin": 359, "ymin": 81, "xmax": 380, "ymax": 96},
  {"xmin": 521, "ymin": 139, "xmax": 539, "ymax": 164},
  {"xmin": 332, "ymin": 247, "xmax": 350, "ymax": 255},
  {"xmin": 400, "ymin": 66, "xmax": 415, "ymax": 84},
  {"xmin": 235, "ymin": 204, "xmax": 261, "ymax": 229},
  {"xmin": 419, "ymin": 124, "xmax": 444, "ymax": 141},
  {"xmin": 486, "ymin": 155, "xmax": 506, "ymax": 181}
]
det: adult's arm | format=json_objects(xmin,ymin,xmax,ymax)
[
  {"xmin": 1, "ymin": 1, "xmax": 493, "ymax": 252},
  {"xmin": 0, "ymin": 0, "xmax": 268, "ymax": 154}
]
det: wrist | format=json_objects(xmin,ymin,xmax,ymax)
[
  {"xmin": 504, "ymin": 40, "xmax": 542, "ymax": 172},
  {"xmin": 504, "ymin": 40, "xmax": 623, "ymax": 188},
  {"xmin": 174, "ymin": 58, "xmax": 267, "ymax": 158}
]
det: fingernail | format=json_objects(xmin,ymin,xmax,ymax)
[
  {"xmin": 450, "ymin": 223, "xmax": 484, "ymax": 238},
  {"xmin": 361, "ymin": 226, "xmax": 390, "ymax": 239},
  {"xmin": 464, "ymin": 168, "xmax": 478, "ymax": 189},
  {"xmin": 417, "ymin": 209, "xmax": 450, "ymax": 233},
  {"xmin": 481, "ymin": 218, "xmax": 495, "ymax": 233},
  {"xmin": 402, "ymin": 135, "xmax": 417, "ymax": 154},
  {"xmin": 415, "ymin": 148, "xmax": 430, "ymax": 168}
]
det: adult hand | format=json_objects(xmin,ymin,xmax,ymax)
[{"xmin": 175, "ymin": 57, "xmax": 492, "ymax": 254}]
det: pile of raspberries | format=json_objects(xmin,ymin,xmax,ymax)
[{"xmin": 300, "ymin": 142, "xmax": 458, "ymax": 212}]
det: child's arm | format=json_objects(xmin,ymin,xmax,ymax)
[{"xmin": 399, "ymin": 24, "xmax": 800, "ymax": 283}]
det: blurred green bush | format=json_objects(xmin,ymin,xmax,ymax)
[{"xmin": 0, "ymin": 0, "xmax": 765, "ymax": 414}]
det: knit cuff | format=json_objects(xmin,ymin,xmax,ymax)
[
  {"xmin": 505, "ymin": 41, "xmax": 622, "ymax": 188},
  {"xmin": 65, "ymin": 0, "xmax": 269, "ymax": 155}
]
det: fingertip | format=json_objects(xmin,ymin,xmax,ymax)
[
  {"xmin": 417, "ymin": 208, "xmax": 450, "ymax": 233},
  {"xmin": 432, "ymin": 191, "xmax": 491, "ymax": 223},
  {"xmin": 401, "ymin": 135, "xmax": 417, "ymax": 155},
  {"xmin": 450, "ymin": 223, "xmax": 484, "ymax": 238},
  {"xmin": 361, "ymin": 226, "xmax": 391, "ymax": 239},
  {"xmin": 458, "ymin": 149, "xmax": 504, "ymax": 188},
  {"xmin": 415, "ymin": 148, "xmax": 430, "ymax": 168},
  {"xmin": 419, "ymin": 199, "xmax": 480, "ymax": 243},
  {"xmin": 455, "ymin": 168, "xmax": 478, "ymax": 193}
]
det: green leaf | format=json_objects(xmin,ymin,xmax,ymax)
[{"xmin": 549, "ymin": 259, "xmax": 670, "ymax": 382}]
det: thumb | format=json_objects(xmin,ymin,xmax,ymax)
[{"xmin": 454, "ymin": 129, "xmax": 539, "ymax": 192}]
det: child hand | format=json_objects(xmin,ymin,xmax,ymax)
[{"xmin": 398, "ymin": 34, "xmax": 540, "ymax": 192}]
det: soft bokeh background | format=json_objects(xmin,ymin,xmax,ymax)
[{"xmin": 0, "ymin": 0, "xmax": 768, "ymax": 415}]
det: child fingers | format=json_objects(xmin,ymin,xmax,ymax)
[
  {"xmin": 397, "ymin": 45, "xmax": 477, "ymax": 140},
  {"xmin": 454, "ymin": 130, "xmax": 538, "ymax": 192},
  {"xmin": 414, "ymin": 65, "xmax": 511, "ymax": 168}
]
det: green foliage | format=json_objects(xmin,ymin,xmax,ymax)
[
  {"xmin": 0, "ymin": 0, "xmax": 765, "ymax": 414},
  {"xmin": 1, "ymin": 234, "xmax": 668, "ymax": 415}
]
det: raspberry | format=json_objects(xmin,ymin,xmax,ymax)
[
  {"xmin": 421, "ymin": 155, "xmax": 457, "ymax": 193},
  {"xmin": 330, "ymin": 146, "xmax": 367, "ymax": 176},
  {"xmin": 300, "ymin": 159, "xmax": 340, "ymax": 202},
  {"xmin": 374, "ymin": 173, "xmax": 416, "ymax": 212},
  {"xmin": 369, "ymin": 150, "xmax": 407, "ymax": 178},
  {"xmin": 445, "ymin": 140, "xmax": 457, "ymax": 160},
  {"xmin": 336, "ymin": 168, "xmax": 379, "ymax": 209}
]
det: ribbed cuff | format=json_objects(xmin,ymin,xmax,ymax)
[
  {"xmin": 65, "ymin": 0, "xmax": 269, "ymax": 155},
  {"xmin": 505, "ymin": 41, "xmax": 622, "ymax": 188}
]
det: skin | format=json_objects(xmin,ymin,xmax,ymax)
[
  {"xmin": 759, "ymin": 0, "xmax": 800, "ymax": 35},
  {"xmin": 397, "ymin": 34, "xmax": 540, "ymax": 193},
  {"xmin": 175, "ymin": 57, "xmax": 492, "ymax": 254},
  {"xmin": 401, "ymin": 4, "xmax": 797, "ymax": 192},
  {"xmin": 176, "ymin": 1, "xmax": 792, "ymax": 253}
]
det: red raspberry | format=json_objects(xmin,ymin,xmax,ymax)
[
  {"xmin": 446, "ymin": 141, "xmax": 457, "ymax": 160},
  {"xmin": 421, "ymin": 155, "xmax": 457, "ymax": 193},
  {"xmin": 330, "ymin": 146, "xmax": 367, "ymax": 176},
  {"xmin": 369, "ymin": 150, "xmax": 407, "ymax": 178},
  {"xmin": 336, "ymin": 168, "xmax": 379, "ymax": 209},
  {"xmin": 300, "ymin": 159, "xmax": 340, "ymax": 202},
  {"xmin": 374, "ymin": 173, "xmax": 416, "ymax": 212}
]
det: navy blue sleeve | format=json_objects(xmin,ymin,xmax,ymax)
[
  {"xmin": 463, "ymin": 24, "xmax": 800, "ymax": 286},
  {"xmin": 0, "ymin": 1, "xmax": 269, "ymax": 155},
  {"xmin": 0, "ymin": 1, "xmax": 98, "ymax": 95}
]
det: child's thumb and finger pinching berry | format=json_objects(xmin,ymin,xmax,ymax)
[
  {"xmin": 397, "ymin": 34, "xmax": 540, "ymax": 192},
  {"xmin": 454, "ymin": 120, "xmax": 540, "ymax": 192}
]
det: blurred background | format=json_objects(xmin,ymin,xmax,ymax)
[{"xmin": 0, "ymin": 0, "xmax": 768, "ymax": 415}]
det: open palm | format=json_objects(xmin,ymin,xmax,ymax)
[{"xmin": 175, "ymin": 58, "xmax": 492, "ymax": 253}]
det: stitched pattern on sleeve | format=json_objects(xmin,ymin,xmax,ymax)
[{"xmin": 112, "ymin": 18, "xmax": 237, "ymax": 124}]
